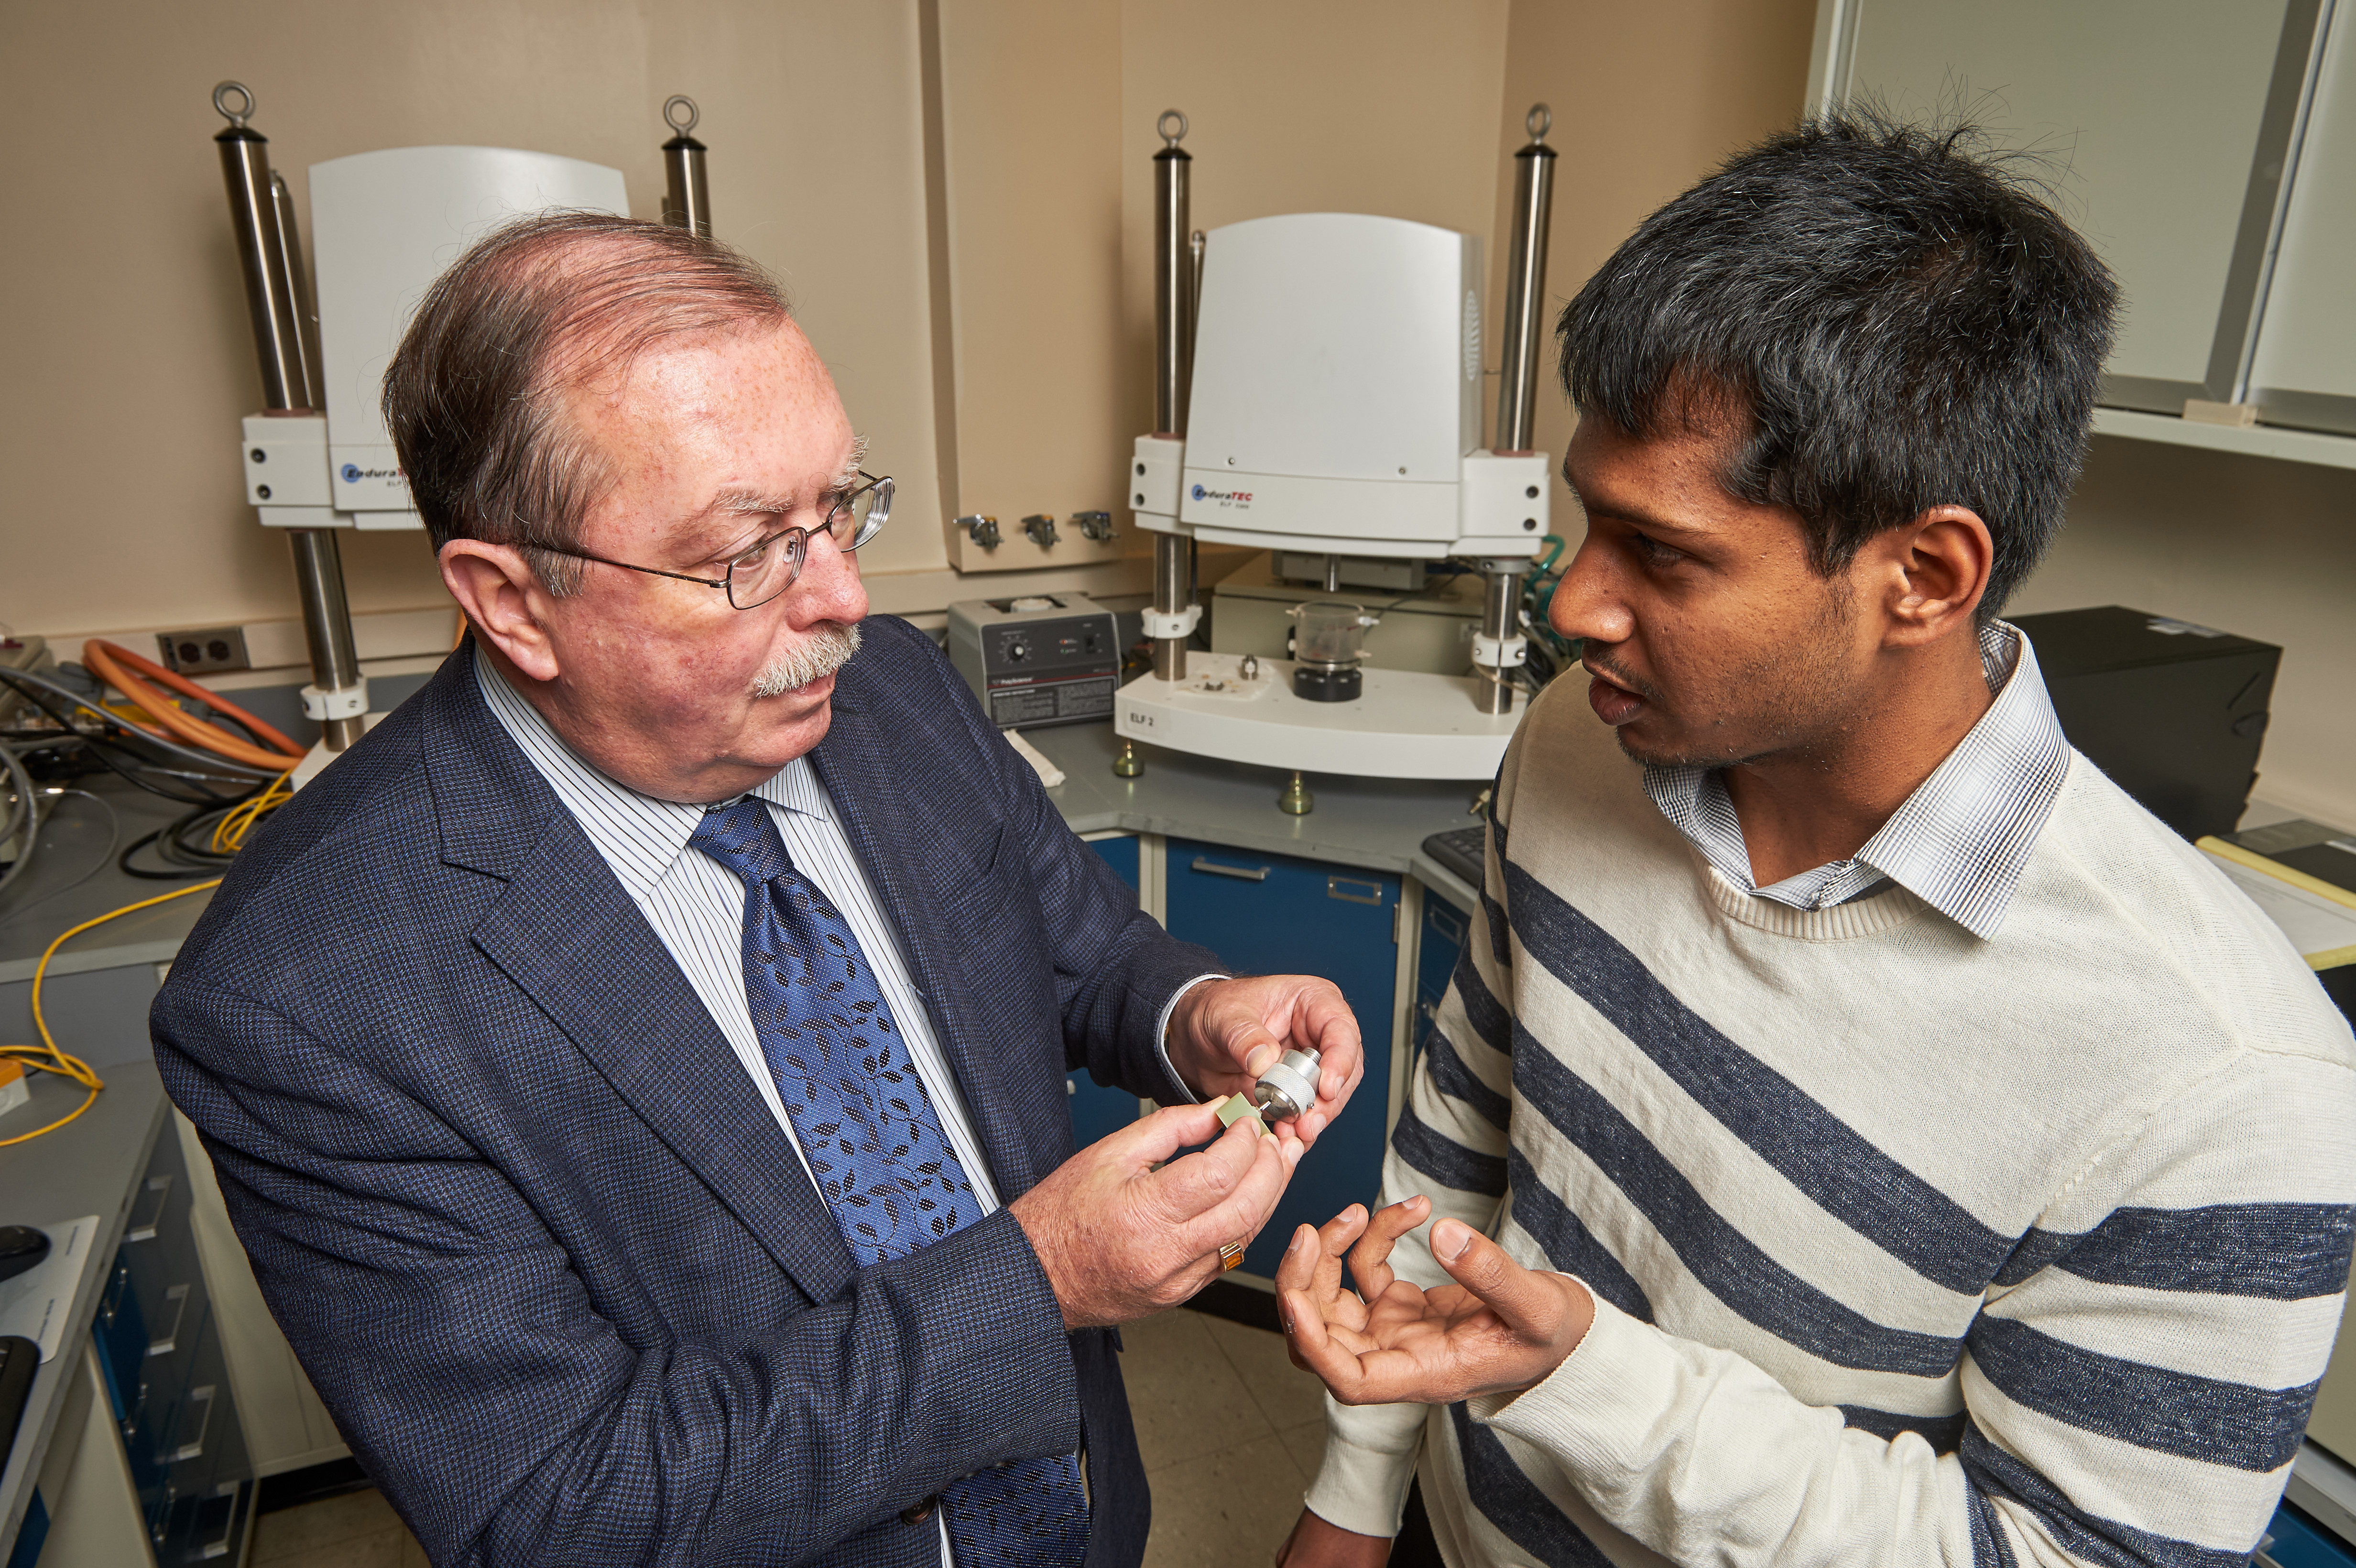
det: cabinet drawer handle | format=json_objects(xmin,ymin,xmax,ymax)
[
  {"xmin": 1428, "ymin": 905, "xmax": 1466, "ymax": 944},
  {"xmin": 166, "ymin": 1383, "xmax": 217, "ymax": 1464},
  {"xmin": 149, "ymin": 1283, "xmax": 190, "ymax": 1357},
  {"xmin": 1190, "ymin": 856, "xmax": 1269, "ymax": 882},
  {"xmin": 1328, "ymin": 875, "xmax": 1383, "ymax": 906},
  {"xmin": 125, "ymin": 1174, "xmax": 174, "ymax": 1243}
]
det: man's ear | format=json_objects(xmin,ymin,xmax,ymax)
[
  {"xmin": 1866, "ymin": 505, "xmax": 1993, "ymax": 649},
  {"xmin": 440, "ymin": 540, "xmax": 565, "ymax": 683}
]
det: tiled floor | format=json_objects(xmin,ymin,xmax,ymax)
[{"xmin": 250, "ymin": 1303, "xmax": 1325, "ymax": 1568}]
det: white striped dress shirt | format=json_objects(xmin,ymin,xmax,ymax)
[
  {"xmin": 1641, "ymin": 620, "xmax": 2072, "ymax": 939},
  {"xmin": 474, "ymin": 654, "xmax": 1002, "ymax": 1216}
]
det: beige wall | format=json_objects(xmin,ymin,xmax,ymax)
[
  {"xmin": 1119, "ymin": 0, "xmax": 1515, "ymax": 406},
  {"xmin": 1489, "ymin": 0, "xmax": 1818, "ymax": 467},
  {"xmin": 0, "ymin": 0, "xmax": 951, "ymax": 649},
  {"xmin": 930, "ymin": 1, "xmax": 1127, "ymax": 557}
]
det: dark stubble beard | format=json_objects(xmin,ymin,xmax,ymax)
[
  {"xmin": 1614, "ymin": 576, "xmax": 1861, "ymax": 772},
  {"xmin": 749, "ymin": 621, "xmax": 862, "ymax": 697}
]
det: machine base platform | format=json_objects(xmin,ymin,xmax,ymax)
[{"xmin": 1115, "ymin": 654, "xmax": 1522, "ymax": 780}]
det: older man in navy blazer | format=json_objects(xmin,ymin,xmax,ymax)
[{"xmin": 152, "ymin": 213, "xmax": 1363, "ymax": 1567}]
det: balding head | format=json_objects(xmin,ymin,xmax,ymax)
[{"xmin": 383, "ymin": 212, "xmax": 792, "ymax": 593}]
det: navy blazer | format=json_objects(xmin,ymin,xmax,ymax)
[{"xmin": 152, "ymin": 619, "xmax": 1220, "ymax": 1567}]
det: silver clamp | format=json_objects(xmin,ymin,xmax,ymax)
[
  {"xmin": 1471, "ymin": 632, "xmax": 1528, "ymax": 669},
  {"xmin": 1141, "ymin": 604, "xmax": 1201, "ymax": 640},
  {"xmin": 958, "ymin": 514, "xmax": 1000, "ymax": 549},
  {"xmin": 300, "ymin": 680, "xmax": 368, "ymax": 722},
  {"xmin": 1073, "ymin": 510, "xmax": 1115, "ymax": 543},
  {"xmin": 1023, "ymin": 514, "xmax": 1060, "ymax": 548}
]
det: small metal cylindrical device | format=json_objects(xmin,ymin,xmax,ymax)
[
  {"xmin": 1252, "ymin": 1047, "xmax": 1322, "ymax": 1122},
  {"xmin": 1475, "ymin": 564, "xmax": 1524, "ymax": 717},
  {"xmin": 1276, "ymin": 770, "xmax": 1314, "ymax": 816},
  {"xmin": 1494, "ymin": 105, "xmax": 1557, "ymax": 457},
  {"xmin": 661, "ymin": 96, "xmax": 711, "ymax": 238},
  {"xmin": 1151, "ymin": 110, "xmax": 1196, "ymax": 684}
]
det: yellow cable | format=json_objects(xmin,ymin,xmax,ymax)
[
  {"xmin": 211, "ymin": 770, "xmax": 293, "ymax": 856},
  {"xmin": 0, "ymin": 880, "xmax": 222, "ymax": 1149}
]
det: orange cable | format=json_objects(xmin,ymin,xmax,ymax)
[{"xmin": 81, "ymin": 641, "xmax": 307, "ymax": 770}]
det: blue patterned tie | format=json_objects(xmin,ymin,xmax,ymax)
[{"xmin": 688, "ymin": 799, "xmax": 1091, "ymax": 1567}]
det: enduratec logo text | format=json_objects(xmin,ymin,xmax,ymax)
[
  {"xmin": 1191, "ymin": 484, "xmax": 1253, "ymax": 506},
  {"xmin": 341, "ymin": 464, "xmax": 403, "ymax": 482}
]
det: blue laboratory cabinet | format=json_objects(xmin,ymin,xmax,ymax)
[
  {"xmin": 89, "ymin": 1119, "xmax": 256, "ymax": 1565},
  {"xmin": 1413, "ymin": 894, "xmax": 1470, "ymax": 1071},
  {"xmin": 2269, "ymin": 1504, "xmax": 2356, "ymax": 1567},
  {"xmin": 1163, "ymin": 838, "xmax": 1400, "ymax": 1278}
]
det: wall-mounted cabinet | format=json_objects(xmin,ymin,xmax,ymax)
[{"xmin": 1811, "ymin": 0, "xmax": 2356, "ymax": 454}]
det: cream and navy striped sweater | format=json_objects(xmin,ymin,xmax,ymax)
[{"xmin": 1305, "ymin": 677, "xmax": 2356, "ymax": 1566}]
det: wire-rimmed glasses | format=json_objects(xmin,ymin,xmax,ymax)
[{"xmin": 541, "ymin": 471, "xmax": 892, "ymax": 609}]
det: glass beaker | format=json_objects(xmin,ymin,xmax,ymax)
[{"xmin": 1290, "ymin": 601, "xmax": 1377, "ymax": 667}]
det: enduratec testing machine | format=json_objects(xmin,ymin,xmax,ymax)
[
  {"xmin": 208, "ymin": 85, "xmax": 716, "ymax": 783},
  {"xmin": 1115, "ymin": 107, "xmax": 1563, "ymax": 797}
]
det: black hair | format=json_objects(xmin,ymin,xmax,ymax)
[{"xmin": 1557, "ymin": 111, "xmax": 2118, "ymax": 618}]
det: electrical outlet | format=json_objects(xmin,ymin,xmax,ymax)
[
  {"xmin": 0, "ymin": 633, "xmax": 50, "ymax": 727},
  {"xmin": 156, "ymin": 627, "xmax": 251, "ymax": 675}
]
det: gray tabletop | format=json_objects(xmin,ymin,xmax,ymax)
[{"xmin": 1023, "ymin": 721, "xmax": 1484, "ymax": 910}]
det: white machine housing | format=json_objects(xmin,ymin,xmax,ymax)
[
  {"xmin": 1119, "ymin": 211, "xmax": 1546, "ymax": 780},
  {"xmin": 240, "ymin": 146, "xmax": 628, "ymax": 532},
  {"xmin": 1130, "ymin": 213, "xmax": 1550, "ymax": 559}
]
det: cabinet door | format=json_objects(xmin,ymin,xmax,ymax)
[
  {"xmin": 1819, "ymin": 0, "xmax": 2323, "ymax": 412},
  {"xmin": 1414, "ymin": 894, "xmax": 1471, "ymax": 1071},
  {"xmin": 1165, "ymin": 839, "xmax": 1398, "ymax": 1278},
  {"xmin": 1068, "ymin": 836, "xmax": 1149, "ymax": 1147},
  {"xmin": 2249, "ymin": 6, "xmax": 2356, "ymax": 434}
]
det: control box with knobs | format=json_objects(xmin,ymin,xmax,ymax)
[{"xmin": 947, "ymin": 593, "xmax": 1121, "ymax": 730}]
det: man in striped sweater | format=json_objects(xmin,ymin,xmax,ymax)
[{"xmin": 1273, "ymin": 115, "xmax": 2356, "ymax": 1567}]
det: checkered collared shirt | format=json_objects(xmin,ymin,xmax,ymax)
[{"xmin": 1642, "ymin": 621, "xmax": 2071, "ymax": 940}]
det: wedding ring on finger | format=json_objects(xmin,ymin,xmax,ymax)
[{"xmin": 1218, "ymin": 1240, "xmax": 1246, "ymax": 1271}]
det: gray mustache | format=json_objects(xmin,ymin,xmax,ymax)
[{"xmin": 750, "ymin": 621, "xmax": 862, "ymax": 697}]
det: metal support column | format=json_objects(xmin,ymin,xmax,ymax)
[
  {"xmin": 215, "ymin": 82, "xmax": 369, "ymax": 751},
  {"xmin": 1473, "ymin": 105, "xmax": 1558, "ymax": 718},
  {"xmin": 1151, "ymin": 110, "xmax": 1196, "ymax": 683}
]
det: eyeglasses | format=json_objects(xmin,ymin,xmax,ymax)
[{"xmin": 540, "ymin": 471, "xmax": 893, "ymax": 610}]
